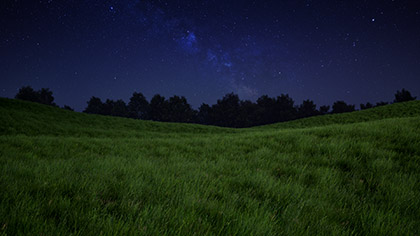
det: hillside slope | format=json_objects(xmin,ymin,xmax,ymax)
[
  {"xmin": 1, "ymin": 98, "xmax": 420, "ymax": 235},
  {"xmin": 259, "ymin": 100, "xmax": 420, "ymax": 129},
  {"xmin": 0, "ymin": 98, "xmax": 235, "ymax": 138},
  {"xmin": 2, "ymin": 97, "xmax": 419, "ymax": 135}
]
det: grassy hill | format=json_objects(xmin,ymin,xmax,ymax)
[
  {"xmin": 258, "ymin": 100, "xmax": 420, "ymax": 129},
  {"xmin": 1, "ymin": 97, "xmax": 420, "ymax": 235}
]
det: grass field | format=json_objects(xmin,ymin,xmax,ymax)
[{"xmin": 1, "ymin": 97, "xmax": 420, "ymax": 235}]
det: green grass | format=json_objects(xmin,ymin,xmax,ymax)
[
  {"xmin": 258, "ymin": 100, "xmax": 420, "ymax": 129},
  {"xmin": 1, "ymin": 97, "xmax": 420, "ymax": 235}
]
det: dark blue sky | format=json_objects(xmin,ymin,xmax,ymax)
[{"xmin": 1, "ymin": 0, "xmax": 419, "ymax": 111}]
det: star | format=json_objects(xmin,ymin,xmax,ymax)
[{"xmin": 2, "ymin": 0, "xmax": 420, "ymax": 112}]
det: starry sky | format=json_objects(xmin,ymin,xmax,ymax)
[{"xmin": 1, "ymin": 0, "xmax": 419, "ymax": 111}]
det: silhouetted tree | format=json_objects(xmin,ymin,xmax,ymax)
[
  {"xmin": 197, "ymin": 103, "xmax": 213, "ymax": 125},
  {"xmin": 256, "ymin": 95, "xmax": 277, "ymax": 125},
  {"xmin": 394, "ymin": 88, "xmax": 416, "ymax": 103},
  {"xmin": 212, "ymin": 93, "xmax": 241, "ymax": 127},
  {"xmin": 149, "ymin": 94, "xmax": 169, "ymax": 121},
  {"xmin": 238, "ymin": 100, "xmax": 259, "ymax": 127},
  {"xmin": 298, "ymin": 99, "xmax": 318, "ymax": 118},
  {"xmin": 15, "ymin": 86, "xmax": 56, "ymax": 106},
  {"xmin": 319, "ymin": 105, "xmax": 330, "ymax": 115},
  {"xmin": 24, "ymin": 83, "xmax": 411, "ymax": 127},
  {"xmin": 254, "ymin": 94, "xmax": 297, "ymax": 125},
  {"xmin": 83, "ymin": 96, "xmax": 104, "ymax": 114},
  {"xmin": 111, "ymin": 99, "xmax": 128, "ymax": 117},
  {"xmin": 375, "ymin": 101, "xmax": 389, "ymax": 107},
  {"xmin": 38, "ymin": 88, "xmax": 56, "ymax": 106},
  {"xmin": 360, "ymin": 102, "xmax": 373, "ymax": 110},
  {"xmin": 167, "ymin": 95, "xmax": 196, "ymax": 123},
  {"xmin": 102, "ymin": 99, "xmax": 115, "ymax": 115},
  {"xmin": 15, "ymin": 86, "xmax": 39, "ymax": 103},
  {"xmin": 274, "ymin": 94, "xmax": 297, "ymax": 122},
  {"xmin": 62, "ymin": 105, "xmax": 74, "ymax": 111},
  {"xmin": 128, "ymin": 92, "xmax": 149, "ymax": 119},
  {"xmin": 332, "ymin": 101, "xmax": 355, "ymax": 113}
]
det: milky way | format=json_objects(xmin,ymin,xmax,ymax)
[{"xmin": 1, "ymin": 0, "xmax": 419, "ymax": 110}]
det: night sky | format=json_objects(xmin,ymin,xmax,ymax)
[{"xmin": 1, "ymin": 0, "xmax": 419, "ymax": 111}]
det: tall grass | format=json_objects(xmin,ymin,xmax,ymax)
[{"xmin": 1, "ymin": 98, "xmax": 420, "ymax": 235}]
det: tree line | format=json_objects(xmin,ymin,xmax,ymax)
[{"xmin": 15, "ymin": 86, "xmax": 417, "ymax": 128}]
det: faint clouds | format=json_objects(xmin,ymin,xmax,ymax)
[
  {"xmin": 176, "ymin": 31, "xmax": 200, "ymax": 54},
  {"xmin": 232, "ymin": 82, "xmax": 258, "ymax": 99}
]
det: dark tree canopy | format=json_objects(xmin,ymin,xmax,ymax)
[
  {"xmin": 149, "ymin": 94, "xmax": 169, "ymax": 121},
  {"xmin": 253, "ymin": 94, "xmax": 297, "ymax": 125},
  {"xmin": 375, "ymin": 101, "xmax": 389, "ymax": 107},
  {"xmin": 298, "ymin": 99, "xmax": 318, "ymax": 118},
  {"xmin": 15, "ymin": 86, "xmax": 39, "ymax": 102},
  {"xmin": 256, "ymin": 95, "xmax": 277, "ymax": 125},
  {"xmin": 102, "ymin": 99, "xmax": 114, "ymax": 115},
  {"xmin": 62, "ymin": 105, "xmax": 74, "ymax": 111},
  {"xmin": 84, "ymin": 98, "xmax": 128, "ymax": 117},
  {"xmin": 212, "ymin": 93, "xmax": 242, "ymax": 127},
  {"xmin": 167, "ymin": 95, "xmax": 196, "ymax": 123},
  {"xmin": 16, "ymin": 86, "xmax": 414, "ymax": 128},
  {"xmin": 238, "ymin": 100, "xmax": 259, "ymax": 127},
  {"xmin": 128, "ymin": 92, "xmax": 149, "ymax": 120},
  {"xmin": 275, "ymin": 94, "xmax": 297, "ymax": 122},
  {"xmin": 197, "ymin": 103, "xmax": 213, "ymax": 125},
  {"xmin": 84, "ymin": 97, "xmax": 104, "ymax": 114},
  {"xmin": 15, "ymin": 86, "xmax": 56, "ymax": 106},
  {"xmin": 360, "ymin": 102, "xmax": 373, "ymax": 110},
  {"xmin": 319, "ymin": 105, "xmax": 330, "ymax": 115},
  {"xmin": 110, "ymin": 99, "xmax": 128, "ymax": 117},
  {"xmin": 332, "ymin": 101, "xmax": 355, "ymax": 114},
  {"xmin": 79, "ymin": 91, "xmax": 387, "ymax": 127},
  {"xmin": 38, "ymin": 88, "xmax": 56, "ymax": 106},
  {"xmin": 394, "ymin": 89, "xmax": 416, "ymax": 103}
]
